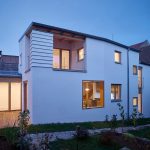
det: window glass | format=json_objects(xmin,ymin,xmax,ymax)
[
  {"xmin": 133, "ymin": 65, "xmax": 137, "ymax": 75},
  {"xmin": 53, "ymin": 49, "xmax": 60, "ymax": 69},
  {"xmin": 133, "ymin": 97, "xmax": 138, "ymax": 106},
  {"xmin": 111, "ymin": 84, "xmax": 121, "ymax": 100},
  {"xmin": 62, "ymin": 50, "xmax": 70, "ymax": 69},
  {"xmin": 0, "ymin": 82, "xmax": 9, "ymax": 111},
  {"xmin": 114, "ymin": 51, "xmax": 121, "ymax": 63},
  {"xmin": 82, "ymin": 81, "xmax": 104, "ymax": 109},
  {"xmin": 78, "ymin": 48, "xmax": 84, "ymax": 61},
  {"xmin": 11, "ymin": 83, "xmax": 21, "ymax": 110}
]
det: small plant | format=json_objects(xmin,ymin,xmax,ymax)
[
  {"xmin": 138, "ymin": 112, "xmax": 144, "ymax": 119},
  {"xmin": 74, "ymin": 125, "xmax": 89, "ymax": 140},
  {"xmin": 110, "ymin": 115, "xmax": 117, "ymax": 131},
  {"xmin": 117, "ymin": 103, "xmax": 125, "ymax": 131},
  {"xmin": 39, "ymin": 133, "xmax": 53, "ymax": 150},
  {"xmin": 16, "ymin": 110, "xmax": 31, "ymax": 150},
  {"xmin": 131, "ymin": 108, "xmax": 138, "ymax": 127},
  {"xmin": 105, "ymin": 115, "xmax": 109, "ymax": 123}
]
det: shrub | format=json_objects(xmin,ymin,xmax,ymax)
[
  {"xmin": 110, "ymin": 115, "xmax": 117, "ymax": 131},
  {"xmin": 131, "ymin": 108, "xmax": 138, "ymax": 127},
  {"xmin": 74, "ymin": 125, "xmax": 89, "ymax": 140}
]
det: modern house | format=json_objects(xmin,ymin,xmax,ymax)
[{"xmin": 1, "ymin": 22, "xmax": 150, "ymax": 126}]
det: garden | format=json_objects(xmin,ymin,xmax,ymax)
[{"xmin": 0, "ymin": 103, "xmax": 150, "ymax": 150}]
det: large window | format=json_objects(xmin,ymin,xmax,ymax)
[
  {"xmin": 53, "ymin": 49, "xmax": 70, "ymax": 69},
  {"xmin": 0, "ymin": 82, "xmax": 9, "ymax": 111},
  {"xmin": 11, "ymin": 83, "xmax": 21, "ymax": 110},
  {"xmin": 114, "ymin": 51, "xmax": 121, "ymax": 64},
  {"xmin": 0, "ymin": 82, "xmax": 21, "ymax": 111},
  {"xmin": 111, "ymin": 84, "xmax": 121, "ymax": 101},
  {"xmin": 82, "ymin": 81, "xmax": 104, "ymax": 109}
]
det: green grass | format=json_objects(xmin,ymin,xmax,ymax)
[
  {"xmin": 128, "ymin": 127, "xmax": 150, "ymax": 139},
  {"xmin": 50, "ymin": 136, "xmax": 119, "ymax": 150},
  {"xmin": 0, "ymin": 118, "xmax": 150, "ymax": 144}
]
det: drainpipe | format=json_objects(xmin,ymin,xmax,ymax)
[{"xmin": 127, "ymin": 48, "xmax": 130, "ymax": 119}]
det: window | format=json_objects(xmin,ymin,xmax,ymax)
[
  {"xmin": 11, "ymin": 83, "xmax": 21, "ymax": 110},
  {"xmin": 53, "ymin": 49, "xmax": 70, "ymax": 69},
  {"xmin": 0, "ymin": 82, "xmax": 9, "ymax": 111},
  {"xmin": 78, "ymin": 48, "xmax": 84, "ymax": 61},
  {"xmin": 0, "ymin": 82, "xmax": 21, "ymax": 111},
  {"xmin": 114, "ymin": 51, "xmax": 121, "ymax": 64},
  {"xmin": 53, "ymin": 49, "xmax": 60, "ymax": 69},
  {"xmin": 133, "ymin": 65, "xmax": 137, "ymax": 75},
  {"xmin": 82, "ymin": 81, "xmax": 104, "ymax": 109},
  {"xmin": 133, "ymin": 97, "xmax": 138, "ymax": 107},
  {"xmin": 111, "ymin": 84, "xmax": 121, "ymax": 101}
]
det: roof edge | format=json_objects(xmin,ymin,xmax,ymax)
[{"xmin": 19, "ymin": 22, "xmax": 139, "ymax": 53}]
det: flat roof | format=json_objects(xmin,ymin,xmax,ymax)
[
  {"xmin": 19, "ymin": 22, "xmax": 139, "ymax": 52},
  {"xmin": 0, "ymin": 71, "xmax": 22, "ymax": 78}
]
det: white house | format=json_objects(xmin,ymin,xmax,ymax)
[{"xmin": 18, "ymin": 22, "xmax": 150, "ymax": 124}]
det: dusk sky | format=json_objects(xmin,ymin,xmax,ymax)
[{"xmin": 0, "ymin": 0, "xmax": 150, "ymax": 55}]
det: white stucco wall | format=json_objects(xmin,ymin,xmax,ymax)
[{"xmin": 20, "ymin": 30, "xmax": 150, "ymax": 124}]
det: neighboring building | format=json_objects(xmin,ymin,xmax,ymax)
[
  {"xmin": 131, "ymin": 40, "xmax": 150, "ymax": 65},
  {"xmin": 0, "ymin": 52, "xmax": 21, "ymax": 127},
  {"xmin": 17, "ymin": 22, "xmax": 150, "ymax": 124}
]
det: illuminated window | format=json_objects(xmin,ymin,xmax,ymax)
[
  {"xmin": 114, "ymin": 51, "xmax": 121, "ymax": 63},
  {"xmin": 53, "ymin": 49, "xmax": 60, "ymax": 69},
  {"xmin": 62, "ymin": 50, "xmax": 70, "ymax": 69},
  {"xmin": 0, "ymin": 82, "xmax": 21, "ymax": 111},
  {"xmin": 133, "ymin": 65, "xmax": 137, "ymax": 75},
  {"xmin": 82, "ymin": 81, "xmax": 104, "ymax": 109},
  {"xmin": 133, "ymin": 97, "xmax": 138, "ymax": 106},
  {"xmin": 11, "ymin": 83, "xmax": 21, "ymax": 110},
  {"xmin": 111, "ymin": 84, "xmax": 121, "ymax": 101},
  {"xmin": 0, "ymin": 82, "xmax": 9, "ymax": 111},
  {"xmin": 78, "ymin": 48, "xmax": 84, "ymax": 61},
  {"xmin": 53, "ymin": 49, "xmax": 70, "ymax": 69}
]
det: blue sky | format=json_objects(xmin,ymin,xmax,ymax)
[{"xmin": 0, "ymin": 0, "xmax": 150, "ymax": 55}]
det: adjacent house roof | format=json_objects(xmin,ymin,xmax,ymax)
[
  {"xmin": 130, "ymin": 40, "xmax": 149, "ymax": 50},
  {"xmin": 19, "ymin": 22, "xmax": 139, "ymax": 52},
  {"xmin": 0, "ymin": 53, "xmax": 21, "ymax": 78},
  {"xmin": 130, "ymin": 41, "xmax": 150, "ymax": 66}
]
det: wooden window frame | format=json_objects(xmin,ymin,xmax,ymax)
[
  {"xmin": 111, "ymin": 84, "xmax": 121, "ymax": 102},
  {"xmin": 82, "ymin": 80, "xmax": 104, "ymax": 109},
  {"xmin": 53, "ymin": 48, "xmax": 71, "ymax": 70},
  {"xmin": 0, "ymin": 78, "xmax": 22, "ymax": 112},
  {"xmin": 78, "ymin": 48, "xmax": 84, "ymax": 61},
  {"xmin": 114, "ymin": 51, "xmax": 121, "ymax": 64}
]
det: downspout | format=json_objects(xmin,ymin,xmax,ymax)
[{"xmin": 127, "ymin": 48, "xmax": 130, "ymax": 119}]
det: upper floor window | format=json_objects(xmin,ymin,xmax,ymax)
[
  {"xmin": 53, "ymin": 49, "xmax": 70, "ymax": 69},
  {"xmin": 78, "ymin": 48, "xmax": 84, "ymax": 61},
  {"xmin": 133, "ymin": 65, "xmax": 137, "ymax": 75},
  {"xmin": 82, "ymin": 80, "xmax": 104, "ymax": 109},
  {"xmin": 114, "ymin": 51, "xmax": 121, "ymax": 64},
  {"xmin": 111, "ymin": 84, "xmax": 121, "ymax": 101}
]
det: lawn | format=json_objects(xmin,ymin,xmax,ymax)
[
  {"xmin": 50, "ymin": 136, "xmax": 119, "ymax": 150},
  {"xmin": 0, "ymin": 118, "xmax": 150, "ymax": 144},
  {"xmin": 128, "ymin": 127, "xmax": 150, "ymax": 139}
]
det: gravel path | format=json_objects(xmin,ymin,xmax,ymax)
[{"xmin": 27, "ymin": 124, "xmax": 150, "ymax": 145}]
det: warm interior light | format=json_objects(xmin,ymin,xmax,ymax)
[{"xmin": 85, "ymin": 88, "xmax": 90, "ymax": 91}]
